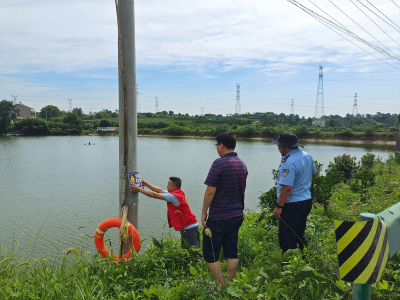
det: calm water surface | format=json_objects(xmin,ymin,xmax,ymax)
[{"xmin": 0, "ymin": 136, "xmax": 393, "ymax": 257}]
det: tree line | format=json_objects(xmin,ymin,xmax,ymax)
[{"xmin": 0, "ymin": 100, "xmax": 398, "ymax": 136}]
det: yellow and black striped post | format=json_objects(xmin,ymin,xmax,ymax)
[
  {"xmin": 335, "ymin": 216, "xmax": 389, "ymax": 284},
  {"xmin": 335, "ymin": 215, "xmax": 390, "ymax": 300}
]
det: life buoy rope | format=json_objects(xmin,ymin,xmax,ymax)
[{"xmin": 94, "ymin": 218, "xmax": 141, "ymax": 263}]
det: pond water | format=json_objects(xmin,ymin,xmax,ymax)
[{"xmin": 0, "ymin": 135, "xmax": 393, "ymax": 258}]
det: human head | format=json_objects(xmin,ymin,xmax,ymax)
[
  {"xmin": 167, "ymin": 176, "xmax": 181, "ymax": 192},
  {"xmin": 272, "ymin": 132, "xmax": 303, "ymax": 148},
  {"xmin": 216, "ymin": 131, "xmax": 236, "ymax": 150},
  {"xmin": 272, "ymin": 132, "xmax": 303, "ymax": 157}
]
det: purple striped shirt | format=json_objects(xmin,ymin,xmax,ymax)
[{"xmin": 204, "ymin": 152, "xmax": 248, "ymax": 220}]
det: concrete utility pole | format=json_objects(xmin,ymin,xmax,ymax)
[{"xmin": 118, "ymin": 0, "xmax": 138, "ymax": 229}]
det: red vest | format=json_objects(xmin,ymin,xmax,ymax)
[{"xmin": 167, "ymin": 188, "xmax": 197, "ymax": 231}]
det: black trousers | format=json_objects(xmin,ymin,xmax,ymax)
[
  {"xmin": 279, "ymin": 199, "xmax": 312, "ymax": 253},
  {"xmin": 180, "ymin": 225, "xmax": 203, "ymax": 259}
]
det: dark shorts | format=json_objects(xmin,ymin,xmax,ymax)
[
  {"xmin": 180, "ymin": 225, "xmax": 203, "ymax": 259},
  {"xmin": 202, "ymin": 215, "xmax": 244, "ymax": 263}
]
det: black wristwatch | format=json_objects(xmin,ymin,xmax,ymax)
[{"xmin": 276, "ymin": 203, "xmax": 284, "ymax": 208}]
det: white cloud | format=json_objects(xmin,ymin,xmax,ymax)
[{"xmin": 1, "ymin": 0, "xmax": 399, "ymax": 74}]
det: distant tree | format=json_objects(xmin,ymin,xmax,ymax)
[
  {"xmin": 0, "ymin": 100, "xmax": 19, "ymax": 132},
  {"xmin": 161, "ymin": 111, "xmax": 168, "ymax": 115},
  {"xmin": 14, "ymin": 117, "xmax": 48, "ymax": 135},
  {"xmin": 63, "ymin": 112, "xmax": 81, "ymax": 126},
  {"xmin": 293, "ymin": 124, "xmax": 309, "ymax": 137},
  {"xmin": 95, "ymin": 111, "xmax": 106, "ymax": 119},
  {"xmin": 39, "ymin": 105, "xmax": 61, "ymax": 120},
  {"xmin": 237, "ymin": 125, "xmax": 256, "ymax": 136},
  {"xmin": 164, "ymin": 123, "xmax": 184, "ymax": 135},
  {"xmin": 72, "ymin": 107, "xmax": 83, "ymax": 118},
  {"xmin": 99, "ymin": 119, "xmax": 111, "ymax": 127},
  {"xmin": 169, "ymin": 111, "xmax": 174, "ymax": 115},
  {"xmin": 213, "ymin": 123, "xmax": 231, "ymax": 135}
]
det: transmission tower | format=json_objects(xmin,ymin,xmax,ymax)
[
  {"xmin": 235, "ymin": 83, "xmax": 241, "ymax": 115},
  {"xmin": 11, "ymin": 95, "xmax": 18, "ymax": 104},
  {"xmin": 155, "ymin": 96, "xmax": 158, "ymax": 113},
  {"xmin": 314, "ymin": 66, "xmax": 324, "ymax": 119},
  {"xmin": 201, "ymin": 107, "xmax": 205, "ymax": 115},
  {"xmin": 352, "ymin": 93, "xmax": 358, "ymax": 116},
  {"xmin": 68, "ymin": 98, "xmax": 72, "ymax": 112},
  {"xmin": 137, "ymin": 84, "xmax": 141, "ymax": 113},
  {"xmin": 290, "ymin": 99, "xmax": 294, "ymax": 116}
]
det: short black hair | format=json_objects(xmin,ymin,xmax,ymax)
[
  {"xmin": 216, "ymin": 131, "xmax": 236, "ymax": 150},
  {"xmin": 169, "ymin": 176, "xmax": 182, "ymax": 188}
]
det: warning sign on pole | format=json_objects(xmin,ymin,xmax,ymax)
[{"xmin": 334, "ymin": 217, "xmax": 389, "ymax": 284}]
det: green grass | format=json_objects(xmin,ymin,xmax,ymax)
[{"xmin": 1, "ymin": 156, "xmax": 400, "ymax": 299}]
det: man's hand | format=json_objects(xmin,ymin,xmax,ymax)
[
  {"xmin": 201, "ymin": 212, "xmax": 208, "ymax": 227},
  {"xmin": 274, "ymin": 207, "xmax": 282, "ymax": 219},
  {"xmin": 141, "ymin": 179, "xmax": 148, "ymax": 187},
  {"xmin": 130, "ymin": 183, "xmax": 142, "ymax": 193}
]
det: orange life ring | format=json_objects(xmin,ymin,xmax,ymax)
[{"xmin": 94, "ymin": 218, "xmax": 141, "ymax": 262}]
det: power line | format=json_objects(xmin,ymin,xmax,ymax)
[
  {"xmin": 391, "ymin": 0, "xmax": 400, "ymax": 10},
  {"xmin": 358, "ymin": 0, "xmax": 400, "ymax": 34},
  {"xmin": 326, "ymin": 0, "xmax": 400, "ymax": 60},
  {"xmin": 351, "ymin": 0, "xmax": 400, "ymax": 49},
  {"xmin": 365, "ymin": 0, "xmax": 400, "ymax": 31},
  {"xmin": 287, "ymin": 0, "xmax": 400, "ymax": 70},
  {"xmin": 201, "ymin": 107, "xmax": 205, "ymax": 115},
  {"xmin": 68, "ymin": 98, "xmax": 72, "ymax": 112}
]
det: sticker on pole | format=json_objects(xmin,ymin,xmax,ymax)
[
  {"xmin": 334, "ymin": 217, "xmax": 389, "ymax": 284},
  {"xmin": 129, "ymin": 172, "xmax": 142, "ymax": 193}
]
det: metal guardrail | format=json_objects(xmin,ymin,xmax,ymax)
[{"xmin": 352, "ymin": 202, "xmax": 400, "ymax": 300}]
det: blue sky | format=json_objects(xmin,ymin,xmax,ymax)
[{"xmin": 0, "ymin": 0, "xmax": 399, "ymax": 118}]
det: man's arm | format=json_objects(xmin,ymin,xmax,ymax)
[
  {"xmin": 312, "ymin": 172, "xmax": 318, "ymax": 178},
  {"xmin": 142, "ymin": 179, "xmax": 163, "ymax": 193},
  {"xmin": 274, "ymin": 185, "xmax": 292, "ymax": 219},
  {"xmin": 201, "ymin": 185, "xmax": 217, "ymax": 226},
  {"xmin": 130, "ymin": 184, "xmax": 165, "ymax": 200}
]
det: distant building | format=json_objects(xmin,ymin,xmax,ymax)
[
  {"xmin": 312, "ymin": 118, "xmax": 325, "ymax": 127},
  {"xmin": 15, "ymin": 102, "xmax": 36, "ymax": 119}
]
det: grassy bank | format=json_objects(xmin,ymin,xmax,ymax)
[{"xmin": 1, "ymin": 155, "xmax": 400, "ymax": 299}]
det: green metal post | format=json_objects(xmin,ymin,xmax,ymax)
[{"xmin": 352, "ymin": 213, "xmax": 375, "ymax": 300}]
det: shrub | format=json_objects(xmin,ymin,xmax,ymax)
[
  {"xmin": 293, "ymin": 124, "xmax": 309, "ymax": 137},
  {"xmin": 351, "ymin": 153, "xmax": 376, "ymax": 194},
  {"xmin": 237, "ymin": 125, "xmax": 256, "ymax": 136},
  {"xmin": 164, "ymin": 123, "xmax": 184, "ymax": 135},
  {"xmin": 212, "ymin": 123, "xmax": 231, "ymax": 135},
  {"xmin": 326, "ymin": 154, "xmax": 358, "ymax": 186},
  {"xmin": 336, "ymin": 128, "xmax": 354, "ymax": 137},
  {"xmin": 99, "ymin": 119, "xmax": 111, "ymax": 127},
  {"xmin": 13, "ymin": 117, "xmax": 49, "ymax": 135},
  {"xmin": 262, "ymin": 126, "xmax": 276, "ymax": 136},
  {"xmin": 364, "ymin": 126, "xmax": 375, "ymax": 136}
]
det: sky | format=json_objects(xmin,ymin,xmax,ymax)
[{"xmin": 0, "ymin": 0, "xmax": 399, "ymax": 118}]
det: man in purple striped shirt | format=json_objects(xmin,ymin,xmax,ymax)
[{"xmin": 201, "ymin": 131, "xmax": 248, "ymax": 286}]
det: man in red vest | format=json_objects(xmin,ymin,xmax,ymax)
[{"xmin": 130, "ymin": 176, "xmax": 202, "ymax": 258}]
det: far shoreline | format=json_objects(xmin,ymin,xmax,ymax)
[{"xmin": 88, "ymin": 132, "xmax": 396, "ymax": 146}]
